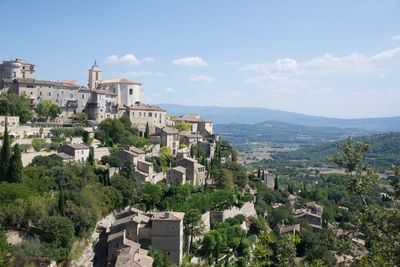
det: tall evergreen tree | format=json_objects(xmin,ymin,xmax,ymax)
[
  {"xmin": 144, "ymin": 122, "xmax": 150, "ymax": 139},
  {"xmin": 257, "ymin": 167, "xmax": 261, "ymax": 178},
  {"xmin": 274, "ymin": 174, "xmax": 279, "ymax": 191},
  {"xmin": 87, "ymin": 149, "xmax": 95, "ymax": 165},
  {"xmin": 0, "ymin": 117, "xmax": 11, "ymax": 181},
  {"xmin": 8, "ymin": 144, "xmax": 23, "ymax": 183}
]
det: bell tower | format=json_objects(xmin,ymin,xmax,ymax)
[{"xmin": 88, "ymin": 60, "xmax": 102, "ymax": 89}]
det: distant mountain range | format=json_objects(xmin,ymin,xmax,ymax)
[
  {"xmin": 214, "ymin": 120, "xmax": 371, "ymax": 145},
  {"xmin": 159, "ymin": 104, "xmax": 400, "ymax": 132}
]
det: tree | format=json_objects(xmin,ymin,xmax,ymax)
[
  {"xmin": 35, "ymin": 100, "xmax": 61, "ymax": 121},
  {"xmin": 74, "ymin": 112, "xmax": 88, "ymax": 125},
  {"xmin": 159, "ymin": 147, "xmax": 172, "ymax": 172},
  {"xmin": 274, "ymin": 235, "xmax": 296, "ymax": 267},
  {"xmin": 120, "ymin": 158, "xmax": 136, "ymax": 179},
  {"xmin": 174, "ymin": 121, "xmax": 191, "ymax": 132},
  {"xmin": 257, "ymin": 168, "xmax": 261, "ymax": 178},
  {"xmin": 144, "ymin": 122, "xmax": 150, "ymax": 139},
  {"xmin": 8, "ymin": 144, "xmax": 23, "ymax": 182},
  {"xmin": 184, "ymin": 209, "xmax": 203, "ymax": 253},
  {"xmin": 0, "ymin": 92, "xmax": 33, "ymax": 123},
  {"xmin": 274, "ymin": 174, "xmax": 279, "ymax": 191},
  {"xmin": 0, "ymin": 230, "xmax": 9, "ymax": 266},
  {"xmin": 141, "ymin": 182, "xmax": 163, "ymax": 211},
  {"xmin": 87, "ymin": 149, "xmax": 95, "ymax": 165},
  {"xmin": 31, "ymin": 138, "xmax": 45, "ymax": 152},
  {"xmin": 40, "ymin": 216, "xmax": 75, "ymax": 262},
  {"xmin": 329, "ymin": 137, "xmax": 400, "ymax": 265},
  {"xmin": 201, "ymin": 231, "xmax": 217, "ymax": 265},
  {"xmin": 111, "ymin": 174, "xmax": 137, "ymax": 207},
  {"xmin": 82, "ymin": 131, "xmax": 93, "ymax": 145},
  {"xmin": 0, "ymin": 117, "xmax": 12, "ymax": 180},
  {"xmin": 101, "ymin": 155, "xmax": 120, "ymax": 167}
]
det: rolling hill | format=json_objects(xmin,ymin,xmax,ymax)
[
  {"xmin": 214, "ymin": 121, "xmax": 371, "ymax": 145},
  {"xmin": 272, "ymin": 132, "xmax": 400, "ymax": 170},
  {"xmin": 159, "ymin": 104, "xmax": 400, "ymax": 132}
]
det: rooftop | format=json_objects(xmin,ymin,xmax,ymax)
[
  {"xmin": 65, "ymin": 143, "xmax": 90, "ymax": 150},
  {"xmin": 161, "ymin": 127, "xmax": 179, "ymax": 134},
  {"xmin": 173, "ymin": 166, "xmax": 186, "ymax": 174},
  {"xmin": 151, "ymin": 211, "xmax": 185, "ymax": 221},
  {"xmin": 100, "ymin": 78, "xmax": 141, "ymax": 85},
  {"xmin": 125, "ymin": 103, "xmax": 165, "ymax": 112}
]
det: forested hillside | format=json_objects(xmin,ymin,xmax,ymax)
[{"xmin": 272, "ymin": 132, "xmax": 400, "ymax": 170}]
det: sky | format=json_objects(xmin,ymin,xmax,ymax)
[{"xmin": 1, "ymin": 0, "xmax": 400, "ymax": 119}]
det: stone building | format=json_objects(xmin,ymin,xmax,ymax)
[
  {"xmin": 108, "ymin": 208, "xmax": 185, "ymax": 266},
  {"xmin": 156, "ymin": 126, "xmax": 180, "ymax": 155},
  {"xmin": 293, "ymin": 201, "xmax": 323, "ymax": 230},
  {"xmin": 58, "ymin": 143, "xmax": 90, "ymax": 163},
  {"xmin": 174, "ymin": 114, "xmax": 213, "ymax": 136},
  {"xmin": 174, "ymin": 157, "xmax": 206, "ymax": 186},
  {"xmin": 166, "ymin": 166, "xmax": 187, "ymax": 185},
  {"xmin": 0, "ymin": 58, "xmax": 165, "ymax": 128},
  {"xmin": 0, "ymin": 58, "xmax": 35, "ymax": 79},
  {"xmin": 122, "ymin": 102, "xmax": 167, "ymax": 135}
]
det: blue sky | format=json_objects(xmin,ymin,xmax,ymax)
[{"xmin": 1, "ymin": 0, "xmax": 400, "ymax": 118}]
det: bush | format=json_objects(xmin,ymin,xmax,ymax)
[{"xmin": 31, "ymin": 138, "xmax": 46, "ymax": 152}]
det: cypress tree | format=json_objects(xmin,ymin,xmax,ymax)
[
  {"xmin": 0, "ymin": 117, "xmax": 11, "ymax": 181},
  {"xmin": 262, "ymin": 170, "xmax": 265, "ymax": 181},
  {"xmin": 274, "ymin": 174, "xmax": 279, "ymax": 191},
  {"xmin": 257, "ymin": 167, "xmax": 261, "ymax": 178},
  {"xmin": 144, "ymin": 122, "xmax": 150, "ymax": 139},
  {"xmin": 87, "ymin": 149, "xmax": 94, "ymax": 165},
  {"xmin": 8, "ymin": 144, "xmax": 23, "ymax": 183}
]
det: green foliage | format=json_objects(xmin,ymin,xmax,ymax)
[
  {"xmin": 8, "ymin": 144, "xmax": 23, "ymax": 182},
  {"xmin": 0, "ymin": 120, "xmax": 11, "ymax": 180},
  {"xmin": 30, "ymin": 154, "xmax": 63, "ymax": 169},
  {"xmin": 82, "ymin": 131, "xmax": 93, "ymax": 145},
  {"xmin": 50, "ymin": 127, "xmax": 85, "ymax": 138},
  {"xmin": 141, "ymin": 182, "xmax": 163, "ymax": 211},
  {"xmin": 0, "ymin": 92, "xmax": 33, "ymax": 123},
  {"xmin": 74, "ymin": 112, "xmax": 88, "ymax": 125},
  {"xmin": 40, "ymin": 215, "xmax": 75, "ymax": 262},
  {"xmin": 174, "ymin": 121, "xmax": 192, "ymax": 132},
  {"xmin": 144, "ymin": 122, "xmax": 150, "ymax": 139},
  {"xmin": 35, "ymin": 99, "xmax": 61, "ymax": 121},
  {"xmin": 0, "ymin": 230, "xmax": 9, "ymax": 266},
  {"xmin": 148, "ymin": 246, "xmax": 168, "ymax": 267},
  {"xmin": 95, "ymin": 118, "xmax": 148, "ymax": 148},
  {"xmin": 31, "ymin": 138, "xmax": 46, "ymax": 152},
  {"xmin": 120, "ymin": 158, "xmax": 136, "ymax": 179},
  {"xmin": 111, "ymin": 174, "xmax": 137, "ymax": 207},
  {"xmin": 101, "ymin": 154, "xmax": 120, "ymax": 167}
]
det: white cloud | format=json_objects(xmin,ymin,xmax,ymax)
[
  {"xmin": 105, "ymin": 54, "xmax": 153, "ymax": 65},
  {"xmin": 392, "ymin": 35, "xmax": 400, "ymax": 41},
  {"xmin": 189, "ymin": 74, "xmax": 215, "ymax": 83},
  {"xmin": 172, "ymin": 57, "xmax": 208, "ymax": 66},
  {"xmin": 127, "ymin": 71, "xmax": 164, "ymax": 77},
  {"xmin": 164, "ymin": 87, "xmax": 177, "ymax": 93}
]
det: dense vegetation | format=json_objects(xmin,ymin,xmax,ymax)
[{"xmin": 271, "ymin": 132, "xmax": 400, "ymax": 171}]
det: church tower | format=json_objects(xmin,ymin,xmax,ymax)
[{"xmin": 88, "ymin": 61, "xmax": 102, "ymax": 89}]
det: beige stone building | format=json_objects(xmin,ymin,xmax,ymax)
[
  {"xmin": 174, "ymin": 114, "xmax": 213, "ymax": 136},
  {"xmin": 174, "ymin": 157, "xmax": 206, "ymax": 186},
  {"xmin": 108, "ymin": 208, "xmax": 185, "ymax": 266},
  {"xmin": 156, "ymin": 126, "xmax": 180, "ymax": 155},
  {"xmin": 166, "ymin": 166, "xmax": 187, "ymax": 185},
  {"xmin": 58, "ymin": 143, "xmax": 90, "ymax": 163}
]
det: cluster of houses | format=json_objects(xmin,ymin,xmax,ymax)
[{"xmin": 107, "ymin": 207, "xmax": 185, "ymax": 266}]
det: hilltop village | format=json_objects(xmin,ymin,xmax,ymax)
[{"xmin": 0, "ymin": 58, "xmax": 399, "ymax": 267}]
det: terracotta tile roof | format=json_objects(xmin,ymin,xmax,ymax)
[
  {"xmin": 100, "ymin": 78, "xmax": 141, "ymax": 85},
  {"xmin": 125, "ymin": 103, "xmax": 165, "ymax": 112},
  {"xmin": 65, "ymin": 143, "xmax": 90, "ymax": 150}
]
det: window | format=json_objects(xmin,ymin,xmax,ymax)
[
  {"xmin": 82, "ymin": 94, "xmax": 85, "ymax": 99},
  {"xmin": 129, "ymin": 89, "xmax": 133, "ymax": 95},
  {"xmin": 149, "ymin": 112, "xmax": 152, "ymax": 117},
  {"xmin": 39, "ymin": 91, "xmax": 42, "ymax": 96},
  {"xmin": 48, "ymin": 92, "xmax": 51, "ymax": 96}
]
